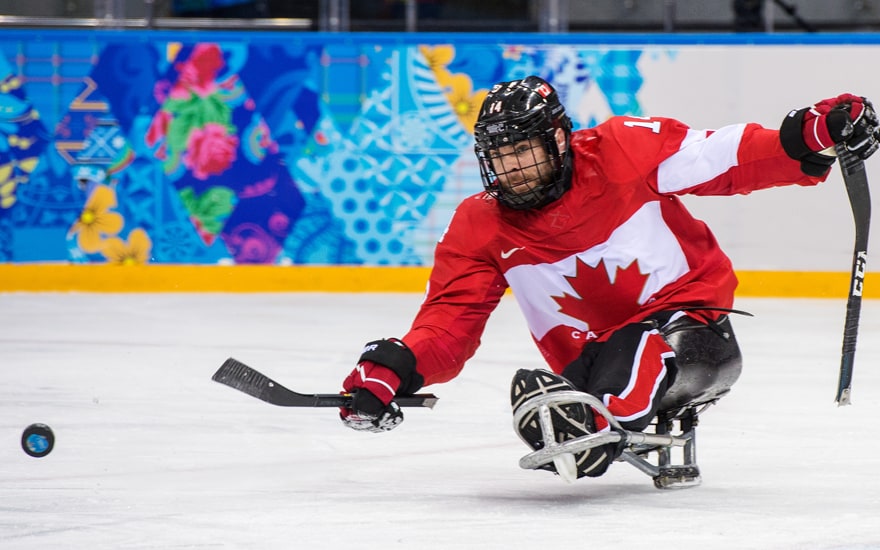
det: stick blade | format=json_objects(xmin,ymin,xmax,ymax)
[
  {"xmin": 212, "ymin": 357, "xmax": 276, "ymax": 401},
  {"xmin": 212, "ymin": 357, "xmax": 351, "ymax": 407}
]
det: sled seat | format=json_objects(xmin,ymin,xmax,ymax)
[{"xmin": 658, "ymin": 314, "xmax": 743, "ymax": 418}]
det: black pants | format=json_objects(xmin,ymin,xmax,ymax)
[{"xmin": 562, "ymin": 312, "xmax": 743, "ymax": 431}]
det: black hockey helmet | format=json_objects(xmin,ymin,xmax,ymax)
[{"xmin": 474, "ymin": 76, "xmax": 573, "ymax": 210}]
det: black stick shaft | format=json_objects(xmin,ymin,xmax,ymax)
[
  {"xmin": 835, "ymin": 145, "xmax": 871, "ymax": 406},
  {"xmin": 212, "ymin": 357, "xmax": 439, "ymax": 409}
]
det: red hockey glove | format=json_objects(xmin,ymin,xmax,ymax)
[
  {"xmin": 781, "ymin": 94, "xmax": 880, "ymax": 176},
  {"xmin": 340, "ymin": 338, "xmax": 422, "ymax": 433}
]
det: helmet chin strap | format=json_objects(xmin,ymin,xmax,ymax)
[{"xmin": 498, "ymin": 183, "xmax": 546, "ymax": 210}]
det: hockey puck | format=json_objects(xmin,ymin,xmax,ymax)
[{"xmin": 21, "ymin": 423, "xmax": 54, "ymax": 458}]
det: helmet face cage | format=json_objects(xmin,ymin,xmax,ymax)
[{"xmin": 474, "ymin": 76, "xmax": 572, "ymax": 210}]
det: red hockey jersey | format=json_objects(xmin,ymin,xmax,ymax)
[{"xmin": 402, "ymin": 116, "xmax": 826, "ymax": 387}]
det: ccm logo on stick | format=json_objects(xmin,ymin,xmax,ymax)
[{"xmin": 852, "ymin": 250, "xmax": 868, "ymax": 297}]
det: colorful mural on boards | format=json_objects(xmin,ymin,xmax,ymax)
[{"xmin": 0, "ymin": 32, "xmax": 645, "ymax": 266}]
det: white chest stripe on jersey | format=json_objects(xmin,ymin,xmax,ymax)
[
  {"xmin": 504, "ymin": 202, "xmax": 689, "ymax": 340},
  {"xmin": 657, "ymin": 123, "xmax": 746, "ymax": 193}
]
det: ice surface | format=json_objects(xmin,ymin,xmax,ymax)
[{"xmin": 2, "ymin": 292, "xmax": 879, "ymax": 549}]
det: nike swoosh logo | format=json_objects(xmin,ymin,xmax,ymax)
[{"xmin": 500, "ymin": 246, "xmax": 525, "ymax": 259}]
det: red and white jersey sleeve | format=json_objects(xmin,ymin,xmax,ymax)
[
  {"xmin": 403, "ymin": 116, "xmax": 828, "ymax": 386},
  {"xmin": 400, "ymin": 194, "xmax": 510, "ymax": 387}
]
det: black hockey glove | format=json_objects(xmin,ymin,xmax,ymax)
[
  {"xmin": 780, "ymin": 93, "xmax": 880, "ymax": 176},
  {"xmin": 340, "ymin": 338, "xmax": 423, "ymax": 433}
]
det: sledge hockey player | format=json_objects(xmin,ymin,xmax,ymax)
[{"xmin": 339, "ymin": 75, "xmax": 880, "ymax": 482}]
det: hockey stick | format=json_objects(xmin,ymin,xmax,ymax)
[
  {"xmin": 835, "ymin": 144, "xmax": 871, "ymax": 406},
  {"xmin": 212, "ymin": 357, "xmax": 439, "ymax": 409}
]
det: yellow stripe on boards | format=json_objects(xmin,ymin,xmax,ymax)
[
  {"xmin": 733, "ymin": 270, "xmax": 873, "ymax": 298},
  {"xmin": 0, "ymin": 264, "xmax": 877, "ymax": 298},
  {"xmin": 0, "ymin": 264, "xmax": 431, "ymax": 293}
]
